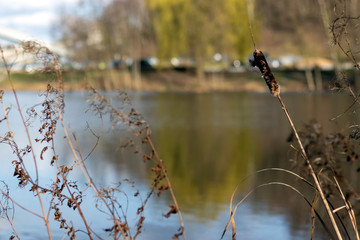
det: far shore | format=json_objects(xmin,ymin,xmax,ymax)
[{"xmin": 0, "ymin": 69, "xmax": 348, "ymax": 93}]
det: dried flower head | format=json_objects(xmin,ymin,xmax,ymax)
[{"xmin": 249, "ymin": 49, "xmax": 280, "ymax": 96}]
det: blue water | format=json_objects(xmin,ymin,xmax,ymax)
[{"xmin": 0, "ymin": 91, "xmax": 353, "ymax": 239}]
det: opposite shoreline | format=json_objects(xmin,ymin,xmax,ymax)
[{"xmin": 0, "ymin": 69, "xmax": 346, "ymax": 93}]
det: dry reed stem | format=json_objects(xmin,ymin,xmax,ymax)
[
  {"xmin": 225, "ymin": 167, "xmax": 317, "ymax": 239},
  {"xmin": 276, "ymin": 94, "xmax": 343, "ymax": 240},
  {"xmin": 311, "ymin": 194, "xmax": 319, "ymax": 240},
  {"xmin": 222, "ymin": 168, "xmax": 335, "ymax": 239},
  {"xmin": 221, "ymin": 181, "xmax": 331, "ymax": 240},
  {"xmin": 1, "ymin": 48, "xmax": 53, "ymax": 240},
  {"xmin": 227, "ymin": 167, "xmax": 316, "ymax": 224},
  {"xmin": 248, "ymin": 46, "xmax": 344, "ymax": 239},
  {"xmin": 333, "ymin": 176, "xmax": 359, "ymax": 240},
  {"xmin": 146, "ymin": 129, "xmax": 187, "ymax": 240}
]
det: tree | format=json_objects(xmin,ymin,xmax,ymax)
[
  {"xmin": 56, "ymin": 0, "xmax": 257, "ymax": 81},
  {"xmin": 146, "ymin": 0, "xmax": 256, "ymax": 80},
  {"xmin": 100, "ymin": 0, "xmax": 149, "ymax": 87},
  {"xmin": 146, "ymin": 0, "xmax": 188, "ymax": 61}
]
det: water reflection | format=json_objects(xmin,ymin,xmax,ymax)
[
  {"xmin": 131, "ymin": 92, "xmax": 355, "ymax": 239},
  {"xmin": 0, "ymin": 91, "xmax": 357, "ymax": 239}
]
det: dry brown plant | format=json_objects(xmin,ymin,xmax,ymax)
[
  {"xmin": 0, "ymin": 41, "xmax": 186, "ymax": 240},
  {"xmin": 222, "ymin": 28, "xmax": 360, "ymax": 238}
]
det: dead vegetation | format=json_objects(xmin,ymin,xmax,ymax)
[
  {"xmin": 222, "ymin": 5, "xmax": 360, "ymax": 238},
  {"xmin": 0, "ymin": 2, "xmax": 360, "ymax": 240},
  {"xmin": 0, "ymin": 41, "xmax": 186, "ymax": 240}
]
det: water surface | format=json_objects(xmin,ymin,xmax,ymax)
[{"xmin": 0, "ymin": 91, "xmax": 357, "ymax": 239}]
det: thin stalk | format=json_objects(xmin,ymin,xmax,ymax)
[
  {"xmin": 0, "ymin": 188, "xmax": 43, "ymax": 219},
  {"xmin": 51, "ymin": 141, "xmax": 97, "ymax": 240},
  {"xmin": 333, "ymin": 176, "xmax": 359, "ymax": 240},
  {"xmin": 221, "ymin": 181, "xmax": 335, "ymax": 240},
  {"xmin": 5, "ymin": 214, "xmax": 20, "ymax": 240},
  {"xmin": 88, "ymin": 88, "xmax": 187, "ymax": 240},
  {"xmin": 147, "ymin": 130, "xmax": 187, "ymax": 240},
  {"xmin": 1, "ymin": 48, "xmax": 52, "ymax": 240},
  {"xmin": 1, "ymin": 49, "xmax": 40, "ymax": 183},
  {"xmin": 276, "ymin": 94, "xmax": 343, "ymax": 240},
  {"xmin": 57, "ymin": 107, "xmax": 129, "ymax": 240}
]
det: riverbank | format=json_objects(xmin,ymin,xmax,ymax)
[{"xmin": 0, "ymin": 69, "xmax": 336, "ymax": 93}]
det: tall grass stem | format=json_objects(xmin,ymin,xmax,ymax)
[{"xmin": 276, "ymin": 94, "xmax": 343, "ymax": 240}]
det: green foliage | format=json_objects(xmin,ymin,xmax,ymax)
[
  {"xmin": 146, "ymin": 0, "xmax": 188, "ymax": 60},
  {"xmin": 146, "ymin": 0, "xmax": 258, "ymax": 62},
  {"xmin": 225, "ymin": 0, "xmax": 258, "ymax": 60}
]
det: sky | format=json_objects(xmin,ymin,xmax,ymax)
[{"xmin": 0, "ymin": 0, "xmax": 80, "ymax": 44}]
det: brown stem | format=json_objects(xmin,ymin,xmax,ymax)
[
  {"xmin": 51, "ymin": 141, "xmax": 98, "ymax": 240},
  {"xmin": 250, "ymin": 46, "xmax": 343, "ymax": 239},
  {"xmin": 1, "ymin": 48, "xmax": 52, "ymax": 240},
  {"xmin": 0, "ymin": 188, "xmax": 43, "ymax": 219},
  {"xmin": 276, "ymin": 94, "xmax": 343, "ymax": 240},
  {"xmin": 57, "ymin": 107, "xmax": 129, "ymax": 240},
  {"xmin": 146, "ymin": 129, "xmax": 187, "ymax": 240}
]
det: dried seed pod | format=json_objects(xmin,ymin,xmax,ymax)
[{"xmin": 249, "ymin": 49, "xmax": 280, "ymax": 96}]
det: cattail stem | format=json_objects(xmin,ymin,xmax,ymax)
[
  {"xmin": 250, "ymin": 48, "xmax": 343, "ymax": 239},
  {"xmin": 276, "ymin": 94, "xmax": 343, "ymax": 240}
]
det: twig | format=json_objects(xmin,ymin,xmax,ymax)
[
  {"xmin": 87, "ymin": 88, "xmax": 187, "ymax": 240},
  {"xmin": 57, "ymin": 107, "xmax": 129, "ymax": 240},
  {"xmin": 249, "ymin": 23, "xmax": 256, "ymax": 50},
  {"xmin": 0, "ymin": 187, "xmax": 43, "ymax": 219},
  {"xmin": 0, "ymin": 183, "xmax": 20, "ymax": 240},
  {"xmin": 331, "ymin": 15, "xmax": 360, "ymax": 70},
  {"xmin": 330, "ymin": 87, "xmax": 360, "ymax": 121},
  {"xmin": 51, "ymin": 139, "xmax": 97, "ymax": 240}
]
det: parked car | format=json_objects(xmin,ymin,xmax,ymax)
[{"xmin": 170, "ymin": 57, "xmax": 196, "ymax": 71}]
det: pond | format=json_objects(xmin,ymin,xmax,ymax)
[{"xmin": 0, "ymin": 90, "xmax": 358, "ymax": 239}]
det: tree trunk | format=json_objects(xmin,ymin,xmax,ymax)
[
  {"xmin": 354, "ymin": 69, "xmax": 360, "ymax": 90},
  {"xmin": 195, "ymin": 52, "xmax": 205, "ymax": 84},
  {"xmin": 132, "ymin": 60, "xmax": 141, "ymax": 90},
  {"xmin": 314, "ymin": 66, "xmax": 323, "ymax": 91},
  {"xmin": 317, "ymin": 0, "xmax": 341, "ymax": 74},
  {"xmin": 305, "ymin": 68, "xmax": 315, "ymax": 91}
]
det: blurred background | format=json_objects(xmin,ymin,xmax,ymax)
[{"xmin": 0, "ymin": 0, "xmax": 359, "ymax": 91}]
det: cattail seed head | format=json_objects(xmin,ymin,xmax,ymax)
[{"xmin": 249, "ymin": 49, "xmax": 280, "ymax": 96}]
